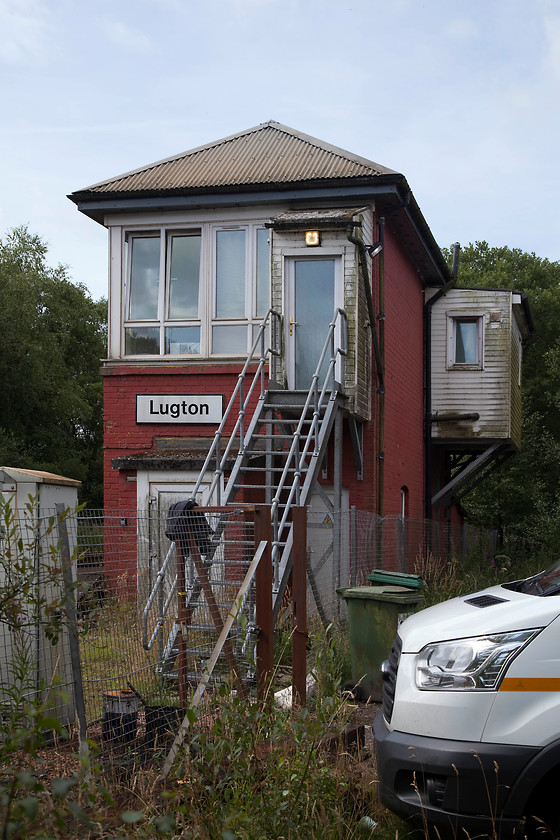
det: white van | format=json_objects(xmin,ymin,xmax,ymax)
[{"xmin": 374, "ymin": 560, "xmax": 560, "ymax": 838}]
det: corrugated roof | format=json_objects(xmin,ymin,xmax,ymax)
[{"xmin": 73, "ymin": 121, "xmax": 399, "ymax": 197}]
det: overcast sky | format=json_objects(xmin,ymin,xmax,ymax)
[{"xmin": 1, "ymin": 0, "xmax": 558, "ymax": 301}]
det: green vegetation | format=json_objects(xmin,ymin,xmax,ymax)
[
  {"xmin": 0, "ymin": 226, "xmax": 107, "ymax": 506},
  {"xmin": 444, "ymin": 242, "xmax": 560, "ymax": 564},
  {"xmin": 414, "ymin": 545, "xmax": 538, "ymax": 610},
  {"xmin": 1, "ymin": 619, "xmax": 385, "ymax": 840}
]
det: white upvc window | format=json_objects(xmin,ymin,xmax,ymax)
[
  {"xmin": 122, "ymin": 224, "xmax": 270, "ymax": 358},
  {"xmin": 447, "ymin": 312, "xmax": 484, "ymax": 370}
]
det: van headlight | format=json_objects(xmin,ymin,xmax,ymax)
[{"xmin": 416, "ymin": 630, "xmax": 540, "ymax": 690}]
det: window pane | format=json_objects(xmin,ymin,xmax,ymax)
[
  {"xmin": 216, "ymin": 230, "xmax": 245, "ymax": 318},
  {"xmin": 256, "ymin": 228, "xmax": 270, "ymax": 317},
  {"xmin": 125, "ymin": 327, "xmax": 160, "ymax": 355},
  {"xmin": 168, "ymin": 234, "xmax": 201, "ymax": 319},
  {"xmin": 294, "ymin": 258, "xmax": 335, "ymax": 388},
  {"xmin": 165, "ymin": 326, "xmax": 201, "ymax": 355},
  {"xmin": 128, "ymin": 237, "xmax": 160, "ymax": 319},
  {"xmin": 455, "ymin": 320, "xmax": 478, "ymax": 364},
  {"xmin": 212, "ymin": 324, "xmax": 247, "ymax": 354}
]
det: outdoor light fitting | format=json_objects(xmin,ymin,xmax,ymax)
[
  {"xmin": 365, "ymin": 241, "xmax": 383, "ymax": 258},
  {"xmin": 305, "ymin": 230, "xmax": 320, "ymax": 247}
]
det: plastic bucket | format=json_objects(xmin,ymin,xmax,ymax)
[{"xmin": 102, "ymin": 689, "xmax": 139, "ymax": 744}]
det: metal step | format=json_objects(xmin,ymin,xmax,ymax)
[
  {"xmin": 241, "ymin": 465, "xmax": 299, "ymax": 473},
  {"xmin": 263, "ymin": 403, "xmax": 324, "ymax": 414},
  {"xmin": 182, "ymin": 623, "xmax": 221, "ymax": 632},
  {"xmin": 246, "ymin": 433, "xmax": 300, "ymax": 441}
]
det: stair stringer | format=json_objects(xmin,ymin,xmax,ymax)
[{"xmin": 270, "ymin": 391, "xmax": 346, "ymax": 623}]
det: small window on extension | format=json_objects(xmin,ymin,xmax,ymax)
[{"xmin": 447, "ymin": 314, "xmax": 483, "ymax": 370}]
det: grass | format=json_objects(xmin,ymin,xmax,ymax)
[
  {"xmin": 3, "ymin": 630, "xmax": 387, "ymax": 840},
  {"xmin": 78, "ymin": 600, "xmax": 164, "ymax": 720},
  {"xmin": 414, "ymin": 546, "xmax": 540, "ymax": 609}
]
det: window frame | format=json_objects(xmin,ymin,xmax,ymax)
[
  {"xmin": 125, "ymin": 231, "xmax": 162, "ymax": 322},
  {"xmin": 165, "ymin": 229, "xmax": 202, "ymax": 322},
  {"xmin": 446, "ymin": 311, "xmax": 484, "ymax": 371},
  {"xmin": 121, "ymin": 222, "xmax": 270, "ymax": 359}
]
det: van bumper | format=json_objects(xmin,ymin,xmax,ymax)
[{"xmin": 374, "ymin": 711, "xmax": 539, "ymax": 837}]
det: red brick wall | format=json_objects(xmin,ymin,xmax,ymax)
[
  {"xmin": 300, "ymin": 223, "xmax": 426, "ymax": 518},
  {"xmin": 382, "ymin": 225, "xmax": 426, "ymax": 518},
  {"xmin": 102, "ymin": 362, "xmax": 258, "ymax": 510}
]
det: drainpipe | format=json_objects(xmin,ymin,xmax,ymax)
[
  {"xmin": 424, "ymin": 243, "xmax": 460, "ymax": 521},
  {"xmin": 377, "ymin": 218, "xmax": 385, "ymax": 520},
  {"xmin": 347, "ymin": 216, "xmax": 385, "ymax": 519}
]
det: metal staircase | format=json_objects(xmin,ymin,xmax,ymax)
[
  {"xmin": 143, "ymin": 307, "xmax": 348, "ymax": 683},
  {"xmin": 194, "ymin": 307, "xmax": 347, "ymax": 605}
]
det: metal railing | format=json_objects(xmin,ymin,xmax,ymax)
[
  {"xmin": 142, "ymin": 541, "xmax": 176, "ymax": 655},
  {"xmin": 190, "ymin": 308, "xmax": 282, "ymax": 506},
  {"xmin": 140, "ymin": 309, "xmax": 349, "ymax": 674},
  {"xmin": 268, "ymin": 308, "xmax": 347, "ymax": 592},
  {"xmin": 270, "ymin": 308, "xmax": 347, "ymax": 528}
]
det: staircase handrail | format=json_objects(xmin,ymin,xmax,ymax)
[
  {"xmin": 142, "ymin": 541, "xmax": 177, "ymax": 650},
  {"xmin": 189, "ymin": 309, "xmax": 282, "ymax": 505},
  {"xmin": 271, "ymin": 308, "xmax": 347, "ymax": 576}
]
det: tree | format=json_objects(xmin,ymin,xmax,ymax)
[
  {"xmin": 0, "ymin": 226, "xmax": 106, "ymax": 506},
  {"xmin": 444, "ymin": 241, "xmax": 560, "ymax": 558}
]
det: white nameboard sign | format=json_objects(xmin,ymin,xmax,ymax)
[{"xmin": 136, "ymin": 395, "xmax": 223, "ymax": 424}]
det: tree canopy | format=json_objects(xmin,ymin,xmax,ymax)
[
  {"xmin": 445, "ymin": 241, "xmax": 560, "ymax": 559},
  {"xmin": 0, "ymin": 226, "xmax": 107, "ymax": 506}
]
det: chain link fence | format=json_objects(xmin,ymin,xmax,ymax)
[
  {"xmin": 306, "ymin": 508, "xmax": 497, "ymax": 624},
  {"xmin": 1, "ymin": 504, "xmax": 495, "ymax": 752}
]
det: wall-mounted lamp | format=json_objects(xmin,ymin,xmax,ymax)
[
  {"xmin": 365, "ymin": 241, "xmax": 383, "ymax": 258},
  {"xmin": 305, "ymin": 230, "xmax": 321, "ymax": 247}
]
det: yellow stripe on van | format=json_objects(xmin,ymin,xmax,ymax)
[{"xmin": 500, "ymin": 678, "xmax": 560, "ymax": 692}]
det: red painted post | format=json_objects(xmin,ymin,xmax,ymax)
[{"xmin": 255, "ymin": 506, "xmax": 273, "ymax": 704}]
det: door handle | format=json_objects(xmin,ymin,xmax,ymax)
[{"xmin": 289, "ymin": 317, "xmax": 299, "ymax": 336}]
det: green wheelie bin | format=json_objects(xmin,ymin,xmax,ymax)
[{"xmin": 337, "ymin": 570, "xmax": 423, "ymax": 702}]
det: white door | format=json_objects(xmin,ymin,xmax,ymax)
[
  {"xmin": 285, "ymin": 255, "xmax": 343, "ymax": 390},
  {"xmin": 137, "ymin": 470, "xmax": 213, "ymax": 594}
]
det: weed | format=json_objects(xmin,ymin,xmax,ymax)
[
  {"xmin": 164, "ymin": 679, "xmax": 372, "ymax": 840},
  {"xmin": 414, "ymin": 547, "xmax": 539, "ymax": 610}
]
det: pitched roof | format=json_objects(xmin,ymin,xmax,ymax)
[
  {"xmin": 69, "ymin": 121, "xmax": 451, "ymax": 284},
  {"xmin": 71, "ymin": 121, "xmax": 400, "ymax": 197}
]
